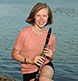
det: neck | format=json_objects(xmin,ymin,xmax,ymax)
[{"xmin": 32, "ymin": 25, "xmax": 45, "ymax": 34}]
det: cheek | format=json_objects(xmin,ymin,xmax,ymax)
[
  {"xmin": 45, "ymin": 16, "xmax": 48, "ymax": 21},
  {"xmin": 34, "ymin": 17, "xmax": 38, "ymax": 22},
  {"xmin": 46, "ymin": 18, "xmax": 48, "ymax": 21},
  {"xmin": 45, "ymin": 18, "xmax": 48, "ymax": 23},
  {"xmin": 34, "ymin": 19, "xmax": 38, "ymax": 23}
]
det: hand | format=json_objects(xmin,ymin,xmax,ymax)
[
  {"xmin": 43, "ymin": 48, "xmax": 54, "ymax": 60},
  {"xmin": 31, "ymin": 56, "xmax": 45, "ymax": 66}
]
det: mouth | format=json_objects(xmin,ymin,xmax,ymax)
[{"xmin": 38, "ymin": 21, "xmax": 45, "ymax": 25}]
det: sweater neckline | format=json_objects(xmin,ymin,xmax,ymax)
[{"xmin": 30, "ymin": 26, "xmax": 47, "ymax": 35}]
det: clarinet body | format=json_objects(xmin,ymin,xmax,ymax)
[{"xmin": 35, "ymin": 28, "xmax": 52, "ymax": 81}]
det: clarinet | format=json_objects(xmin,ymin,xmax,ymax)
[{"xmin": 35, "ymin": 28, "xmax": 52, "ymax": 81}]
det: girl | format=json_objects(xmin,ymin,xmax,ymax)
[{"xmin": 12, "ymin": 2, "xmax": 56, "ymax": 81}]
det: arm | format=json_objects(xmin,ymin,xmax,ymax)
[
  {"xmin": 44, "ymin": 48, "xmax": 54, "ymax": 61},
  {"xmin": 12, "ymin": 48, "xmax": 45, "ymax": 66},
  {"xmin": 44, "ymin": 34, "xmax": 56, "ymax": 61},
  {"xmin": 12, "ymin": 48, "xmax": 25, "ymax": 63}
]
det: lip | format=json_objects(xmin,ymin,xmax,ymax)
[{"xmin": 38, "ymin": 21, "xmax": 45, "ymax": 25}]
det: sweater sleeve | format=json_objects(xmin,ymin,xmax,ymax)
[
  {"xmin": 48, "ymin": 33, "xmax": 56, "ymax": 52},
  {"xmin": 13, "ymin": 30, "xmax": 24, "ymax": 52}
]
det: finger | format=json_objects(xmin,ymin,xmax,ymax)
[
  {"xmin": 36, "ymin": 61, "xmax": 43, "ymax": 66},
  {"xmin": 40, "ymin": 56, "xmax": 45, "ymax": 60},
  {"xmin": 39, "ymin": 58, "xmax": 45, "ymax": 63},
  {"xmin": 44, "ymin": 48, "xmax": 49, "ymax": 51},
  {"xmin": 44, "ymin": 48, "xmax": 49, "ymax": 52},
  {"xmin": 44, "ymin": 53, "xmax": 49, "ymax": 57},
  {"xmin": 44, "ymin": 50, "xmax": 49, "ymax": 53},
  {"xmin": 36, "ymin": 58, "xmax": 45, "ymax": 66},
  {"xmin": 38, "ymin": 60, "xmax": 44, "ymax": 65},
  {"xmin": 44, "ymin": 51, "xmax": 49, "ymax": 55}
]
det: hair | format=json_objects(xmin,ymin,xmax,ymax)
[{"xmin": 26, "ymin": 2, "xmax": 53, "ymax": 26}]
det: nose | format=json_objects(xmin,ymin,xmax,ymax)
[{"xmin": 39, "ymin": 16, "xmax": 43, "ymax": 20}]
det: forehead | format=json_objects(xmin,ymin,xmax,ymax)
[{"xmin": 36, "ymin": 8, "xmax": 48, "ymax": 15}]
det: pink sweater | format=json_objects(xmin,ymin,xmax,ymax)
[{"xmin": 13, "ymin": 26, "xmax": 56, "ymax": 74}]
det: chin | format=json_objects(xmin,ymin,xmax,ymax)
[
  {"xmin": 35, "ymin": 23, "xmax": 46, "ymax": 29},
  {"xmin": 39, "ymin": 26, "xmax": 45, "ymax": 29},
  {"xmin": 38, "ymin": 24, "xmax": 45, "ymax": 28}
]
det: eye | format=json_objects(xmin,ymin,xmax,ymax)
[
  {"xmin": 43, "ymin": 15, "xmax": 46, "ymax": 17},
  {"xmin": 37, "ymin": 15, "xmax": 40, "ymax": 17},
  {"xmin": 43, "ymin": 15, "xmax": 48, "ymax": 17}
]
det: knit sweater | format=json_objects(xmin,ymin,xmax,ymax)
[{"xmin": 13, "ymin": 26, "xmax": 56, "ymax": 74}]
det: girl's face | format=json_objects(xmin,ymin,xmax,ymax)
[{"xmin": 34, "ymin": 8, "xmax": 49, "ymax": 29}]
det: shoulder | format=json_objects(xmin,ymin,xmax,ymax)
[
  {"xmin": 20, "ymin": 26, "xmax": 31, "ymax": 33},
  {"xmin": 44, "ymin": 28, "xmax": 55, "ymax": 39},
  {"xmin": 45, "ymin": 28, "xmax": 55, "ymax": 40},
  {"xmin": 16, "ymin": 26, "xmax": 32, "ymax": 39},
  {"xmin": 46, "ymin": 28, "xmax": 55, "ymax": 42},
  {"xmin": 50, "ymin": 33, "xmax": 56, "ymax": 43},
  {"xmin": 18, "ymin": 26, "xmax": 31, "ymax": 35}
]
